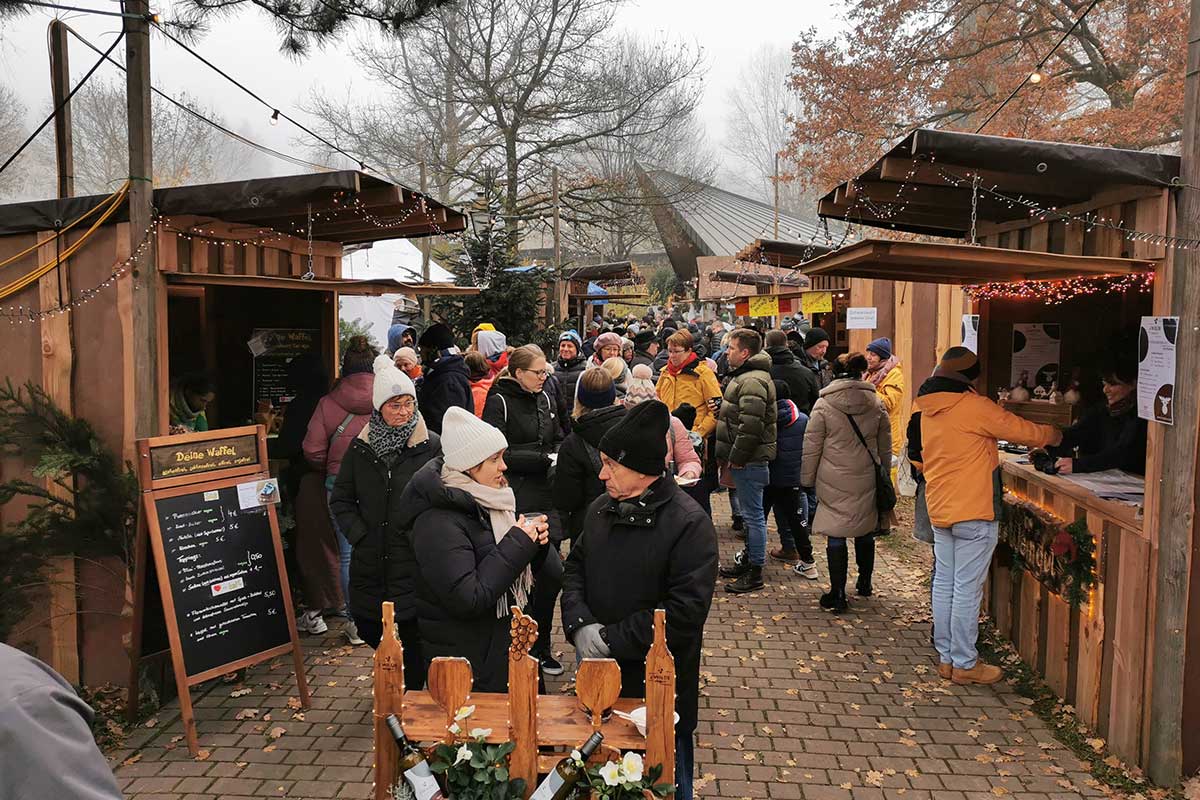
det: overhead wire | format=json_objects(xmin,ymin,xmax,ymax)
[{"xmin": 12, "ymin": 0, "xmax": 151, "ymax": 19}]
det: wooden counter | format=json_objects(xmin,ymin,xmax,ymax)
[{"xmin": 989, "ymin": 452, "xmax": 1152, "ymax": 768}]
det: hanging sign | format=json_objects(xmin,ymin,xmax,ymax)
[
  {"xmin": 1138, "ymin": 316, "xmax": 1177, "ymax": 425},
  {"xmin": 747, "ymin": 295, "xmax": 780, "ymax": 317},
  {"xmin": 961, "ymin": 314, "xmax": 981, "ymax": 354},
  {"xmin": 801, "ymin": 291, "xmax": 833, "ymax": 315},
  {"xmin": 251, "ymin": 328, "xmax": 319, "ymax": 411},
  {"xmin": 846, "ymin": 307, "xmax": 877, "ymax": 330}
]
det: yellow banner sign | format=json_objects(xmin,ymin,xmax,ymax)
[
  {"xmin": 747, "ymin": 295, "xmax": 780, "ymax": 317},
  {"xmin": 801, "ymin": 291, "xmax": 833, "ymax": 315}
]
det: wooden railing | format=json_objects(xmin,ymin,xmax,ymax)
[{"xmin": 372, "ymin": 602, "xmax": 676, "ymax": 800}]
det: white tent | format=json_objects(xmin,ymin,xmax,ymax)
[{"xmin": 339, "ymin": 239, "xmax": 453, "ymax": 351}]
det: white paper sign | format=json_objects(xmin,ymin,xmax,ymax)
[
  {"xmin": 845, "ymin": 307, "xmax": 877, "ymax": 330},
  {"xmin": 247, "ymin": 334, "xmax": 268, "ymax": 357},
  {"xmin": 1011, "ymin": 323, "xmax": 1061, "ymax": 391},
  {"xmin": 237, "ymin": 478, "xmax": 280, "ymax": 510},
  {"xmin": 961, "ymin": 314, "xmax": 980, "ymax": 354},
  {"xmin": 1138, "ymin": 316, "xmax": 1177, "ymax": 425}
]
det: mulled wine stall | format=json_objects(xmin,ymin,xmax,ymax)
[{"xmin": 807, "ymin": 128, "xmax": 1199, "ymax": 777}]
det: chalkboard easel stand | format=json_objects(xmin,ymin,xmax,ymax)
[{"xmin": 126, "ymin": 425, "xmax": 311, "ymax": 756}]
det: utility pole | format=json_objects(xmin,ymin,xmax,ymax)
[
  {"xmin": 773, "ymin": 153, "xmax": 781, "ymax": 240},
  {"xmin": 420, "ymin": 162, "xmax": 432, "ymax": 323},
  {"xmin": 1147, "ymin": 0, "xmax": 1200, "ymax": 782},
  {"xmin": 125, "ymin": 0, "xmax": 160, "ymax": 437},
  {"xmin": 49, "ymin": 20, "xmax": 74, "ymax": 198},
  {"xmin": 549, "ymin": 166, "xmax": 561, "ymax": 326}
]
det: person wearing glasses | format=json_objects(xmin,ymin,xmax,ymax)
[
  {"xmin": 655, "ymin": 330, "xmax": 722, "ymax": 515},
  {"xmin": 330, "ymin": 355, "xmax": 442, "ymax": 687},
  {"xmin": 482, "ymin": 344, "xmax": 566, "ymax": 677}
]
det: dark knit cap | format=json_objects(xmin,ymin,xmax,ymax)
[
  {"xmin": 671, "ymin": 402, "xmax": 697, "ymax": 431},
  {"xmin": 804, "ymin": 327, "xmax": 830, "ymax": 349},
  {"xmin": 418, "ymin": 322, "xmax": 456, "ymax": 351},
  {"xmin": 341, "ymin": 336, "xmax": 377, "ymax": 376},
  {"xmin": 658, "ymin": 326, "xmax": 677, "ymax": 344},
  {"xmin": 933, "ymin": 346, "xmax": 982, "ymax": 383},
  {"xmin": 867, "ymin": 337, "xmax": 893, "ymax": 360},
  {"xmin": 600, "ymin": 399, "xmax": 670, "ymax": 476},
  {"xmin": 576, "ymin": 377, "xmax": 617, "ymax": 410},
  {"xmin": 634, "ymin": 329, "xmax": 656, "ymax": 348}
]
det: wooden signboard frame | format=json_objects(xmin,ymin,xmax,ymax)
[{"xmin": 126, "ymin": 425, "xmax": 310, "ymax": 755}]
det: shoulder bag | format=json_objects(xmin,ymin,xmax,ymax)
[{"xmin": 842, "ymin": 410, "xmax": 897, "ymax": 513}]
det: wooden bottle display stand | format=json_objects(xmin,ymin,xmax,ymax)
[{"xmin": 372, "ymin": 602, "xmax": 676, "ymax": 800}]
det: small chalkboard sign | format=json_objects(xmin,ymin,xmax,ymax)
[{"xmin": 127, "ymin": 426, "xmax": 309, "ymax": 756}]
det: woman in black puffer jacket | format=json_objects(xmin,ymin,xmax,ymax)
[
  {"xmin": 396, "ymin": 407, "xmax": 548, "ymax": 692},
  {"xmin": 331, "ymin": 356, "xmax": 441, "ymax": 687},
  {"xmin": 554, "ymin": 368, "xmax": 626, "ymax": 541},
  {"xmin": 482, "ymin": 344, "xmax": 565, "ymax": 674}
]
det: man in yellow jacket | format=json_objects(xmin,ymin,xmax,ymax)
[{"xmin": 915, "ymin": 347, "xmax": 1061, "ymax": 685}]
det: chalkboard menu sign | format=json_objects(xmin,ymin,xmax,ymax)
[
  {"xmin": 128, "ymin": 426, "xmax": 309, "ymax": 756},
  {"xmin": 251, "ymin": 328, "xmax": 318, "ymax": 409},
  {"xmin": 154, "ymin": 486, "xmax": 292, "ymax": 676}
]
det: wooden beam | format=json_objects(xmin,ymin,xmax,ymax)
[
  {"xmin": 975, "ymin": 185, "xmax": 1165, "ymax": 238},
  {"xmin": 49, "ymin": 21, "xmax": 74, "ymax": 198},
  {"xmin": 879, "ymin": 157, "xmax": 1085, "ymax": 200}
]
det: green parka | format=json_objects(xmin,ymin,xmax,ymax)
[{"xmin": 715, "ymin": 352, "xmax": 778, "ymax": 466}]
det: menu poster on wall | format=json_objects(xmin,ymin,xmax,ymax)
[
  {"xmin": 1011, "ymin": 323, "xmax": 1061, "ymax": 392},
  {"xmin": 251, "ymin": 328, "xmax": 318, "ymax": 410},
  {"xmin": 846, "ymin": 307, "xmax": 878, "ymax": 330},
  {"xmin": 1138, "ymin": 316, "xmax": 1178, "ymax": 425},
  {"xmin": 961, "ymin": 314, "xmax": 981, "ymax": 353}
]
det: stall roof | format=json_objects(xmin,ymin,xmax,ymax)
[
  {"xmin": 564, "ymin": 261, "xmax": 635, "ymax": 282},
  {"xmin": 733, "ymin": 239, "xmax": 834, "ymax": 268},
  {"xmin": 0, "ymin": 171, "xmax": 468, "ymax": 244},
  {"xmin": 711, "ymin": 269, "xmax": 810, "ymax": 288},
  {"xmin": 166, "ymin": 273, "xmax": 481, "ymax": 296},
  {"xmin": 800, "ymin": 239, "xmax": 1155, "ymax": 285},
  {"xmin": 817, "ymin": 129, "xmax": 1180, "ymax": 238}
]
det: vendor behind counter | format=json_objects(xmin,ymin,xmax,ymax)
[{"xmin": 1044, "ymin": 355, "xmax": 1146, "ymax": 476}]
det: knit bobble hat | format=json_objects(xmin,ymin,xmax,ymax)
[
  {"xmin": 600, "ymin": 399, "xmax": 670, "ymax": 476},
  {"xmin": 624, "ymin": 364, "xmax": 657, "ymax": 406},
  {"xmin": 559, "ymin": 329, "xmax": 583, "ymax": 349},
  {"xmin": 933, "ymin": 346, "xmax": 982, "ymax": 384},
  {"xmin": 867, "ymin": 337, "xmax": 893, "ymax": 360},
  {"xmin": 804, "ymin": 328, "xmax": 831, "ymax": 349},
  {"xmin": 372, "ymin": 354, "xmax": 417, "ymax": 411},
  {"xmin": 440, "ymin": 406, "xmax": 509, "ymax": 471}
]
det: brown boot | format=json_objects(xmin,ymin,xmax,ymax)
[
  {"xmin": 952, "ymin": 663, "xmax": 1004, "ymax": 685},
  {"xmin": 937, "ymin": 662, "xmax": 952, "ymax": 680},
  {"xmin": 769, "ymin": 546, "xmax": 799, "ymax": 562}
]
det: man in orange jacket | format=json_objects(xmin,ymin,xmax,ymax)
[{"xmin": 915, "ymin": 347, "xmax": 1062, "ymax": 685}]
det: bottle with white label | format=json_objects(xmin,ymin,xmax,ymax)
[
  {"xmin": 385, "ymin": 714, "xmax": 446, "ymax": 800},
  {"xmin": 529, "ymin": 731, "xmax": 604, "ymax": 800}
]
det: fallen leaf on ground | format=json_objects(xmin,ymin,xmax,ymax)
[
  {"xmin": 235, "ymin": 708, "xmax": 259, "ymax": 720},
  {"xmin": 266, "ymin": 726, "xmax": 287, "ymax": 739},
  {"xmin": 230, "ymin": 688, "xmax": 252, "ymax": 698},
  {"xmin": 122, "ymin": 754, "xmax": 142, "ymax": 766},
  {"xmin": 195, "ymin": 749, "xmax": 211, "ymax": 761}
]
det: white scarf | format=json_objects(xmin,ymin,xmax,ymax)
[{"xmin": 440, "ymin": 465, "xmax": 534, "ymax": 618}]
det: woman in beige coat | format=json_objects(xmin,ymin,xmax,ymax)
[{"xmin": 800, "ymin": 353, "xmax": 892, "ymax": 613}]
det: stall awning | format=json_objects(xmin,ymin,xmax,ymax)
[
  {"xmin": 712, "ymin": 270, "xmax": 811, "ymax": 289},
  {"xmin": 564, "ymin": 261, "xmax": 635, "ymax": 282},
  {"xmin": 800, "ymin": 239, "xmax": 1155, "ymax": 285},
  {"xmin": 166, "ymin": 272, "xmax": 481, "ymax": 296},
  {"xmin": 733, "ymin": 239, "xmax": 833, "ymax": 268}
]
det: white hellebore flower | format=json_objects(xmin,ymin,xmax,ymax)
[
  {"xmin": 570, "ymin": 749, "xmax": 582, "ymax": 765},
  {"xmin": 598, "ymin": 761, "xmax": 622, "ymax": 787},
  {"xmin": 448, "ymin": 722, "xmax": 461, "ymax": 735},
  {"xmin": 620, "ymin": 751, "xmax": 644, "ymax": 783},
  {"xmin": 454, "ymin": 705, "xmax": 476, "ymax": 721},
  {"xmin": 469, "ymin": 728, "xmax": 492, "ymax": 738},
  {"xmin": 454, "ymin": 744, "xmax": 472, "ymax": 766}
]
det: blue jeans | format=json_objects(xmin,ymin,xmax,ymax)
[
  {"xmin": 932, "ymin": 520, "xmax": 999, "ymax": 669},
  {"xmin": 326, "ymin": 485, "xmax": 351, "ymax": 611},
  {"xmin": 730, "ymin": 463, "xmax": 770, "ymax": 566},
  {"xmin": 675, "ymin": 729, "xmax": 695, "ymax": 800}
]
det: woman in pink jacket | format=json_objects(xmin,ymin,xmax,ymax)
[{"xmin": 301, "ymin": 336, "xmax": 377, "ymax": 644}]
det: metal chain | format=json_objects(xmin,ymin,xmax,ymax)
[
  {"xmin": 302, "ymin": 202, "xmax": 315, "ymax": 280},
  {"xmin": 969, "ymin": 175, "xmax": 980, "ymax": 245}
]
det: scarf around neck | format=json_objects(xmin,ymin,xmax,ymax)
[
  {"xmin": 368, "ymin": 409, "xmax": 420, "ymax": 467},
  {"xmin": 867, "ymin": 355, "xmax": 900, "ymax": 388},
  {"xmin": 1108, "ymin": 389, "xmax": 1136, "ymax": 417},
  {"xmin": 665, "ymin": 351, "xmax": 698, "ymax": 377},
  {"xmin": 439, "ymin": 466, "xmax": 533, "ymax": 618}
]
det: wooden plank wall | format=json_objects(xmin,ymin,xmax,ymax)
[{"xmin": 156, "ymin": 215, "xmax": 342, "ymax": 279}]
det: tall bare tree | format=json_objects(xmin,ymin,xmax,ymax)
[
  {"xmin": 0, "ymin": 83, "xmax": 33, "ymax": 200},
  {"xmin": 721, "ymin": 45, "xmax": 810, "ymax": 214}
]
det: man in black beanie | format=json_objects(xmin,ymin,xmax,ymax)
[
  {"xmin": 416, "ymin": 323, "xmax": 472, "ymax": 434},
  {"xmin": 561, "ymin": 400, "xmax": 717, "ymax": 800},
  {"xmin": 798, "ymin": 327, "xmax": 834, "ymax": 388}
]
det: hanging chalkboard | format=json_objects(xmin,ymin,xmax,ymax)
[
  {"xmin": 251, "ymin": 328, "xmax": 318, "ymax": 410},
  {"xmin": 127, "ymin": 426, "xmax": 309, "ymax": 756},
  {"xmin": 153, "ymin": 486, "xmax": 292, "ymax": 677}
]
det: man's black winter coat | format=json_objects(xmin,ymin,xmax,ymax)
[
  {"xmin": 418, "ymin": 354, "xmax": 472, "ymax": 434},
  {"xmin": 561, "ymin": 477, "xmax": 717, "ymax": 732},
  {"xmin": 766, "ymin": 345, "xmax": 820, "ymax": 414},
  {"xmin": 553, "ymin": 404, "xmax": 626, "ymax": 540}
]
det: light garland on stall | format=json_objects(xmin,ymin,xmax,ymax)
[{"xmin": 962, "ymin": 271, "xmax": 1155, "ymax": 304}]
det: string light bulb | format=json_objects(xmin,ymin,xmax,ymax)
[
  {"xmin": 1029, "ymin": 70, "xmax": 1043, "ymax": 84},
  {"xmin": 270, "ymin": 110, "xmax": 280, "ymax": 126}
]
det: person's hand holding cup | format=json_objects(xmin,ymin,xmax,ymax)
[{"xmin": 517, "ymin": 513, "xmax": 550, "ymax": 545}]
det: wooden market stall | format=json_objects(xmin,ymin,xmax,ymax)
[
  {"xmin": 808, "ymin": 128, "xmax": 1195, "ymax": 776},
  {"xmin": 0, "ymin": 170, "xmax": 471, "ymax": 688}
]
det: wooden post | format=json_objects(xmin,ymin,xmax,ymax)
[
  {"xmin": 373, "ymin": 602, "xmax": 405, "ymax": 800},
  {"xmin": 773, "ymin": 153, "xmax": 780, "ymax": 240},
  {"xmin": 49, "ymin": 20, "xmax": 74, "ymax": 198},
  {"xmin": 124, "ymin": 0, "xmax": 161, "ymax": 440},
  {"xmin": 508, "ymin": 609, "xmax": 540, "ymax": 798},
  {"xmin": 1147, "ymin": 0, "xmax": 1200, "ymax": 781},
  {"xmin": 420, "ymin": 162, "xmax": 432, "ymax": 323}
]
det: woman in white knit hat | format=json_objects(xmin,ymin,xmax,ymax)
[
  {"xmin": 330, "ymin": 355, "xmax": 441, "ymax": 678},
  {"xmin": 395, "ymin": 406, "xmax": 549, "ymax": 692}
]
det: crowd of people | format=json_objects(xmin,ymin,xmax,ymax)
[{"xmin": 264, "ymin": 306, "xmax": 1148, "ymax": 798}]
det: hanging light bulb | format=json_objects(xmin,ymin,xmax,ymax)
[
  {"xmin": 1029, "ymin": 70, "xmax": 1043, "ymax": 84},
  {"xmin": 270, "ymin": 109, "xmax": 280, "ymax": 126}
]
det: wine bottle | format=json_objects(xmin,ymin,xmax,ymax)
[
  {"xmin": 528, "ymin": 731, "xmax": 604, "ymax": 800},
  {"xmin": 385, "ymin": 715, "xmax": 446, "ymax": 800}
]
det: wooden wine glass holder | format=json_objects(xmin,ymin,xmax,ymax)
[{"xmin": 372, "ymin": 602, "xmax": 676, "ymax": 800}]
